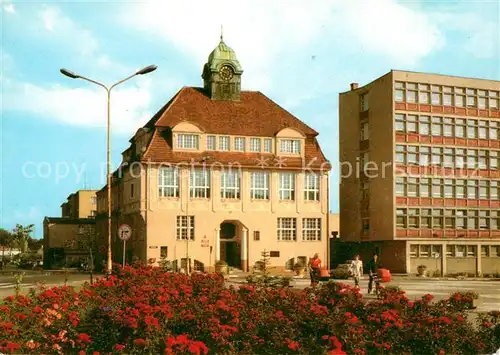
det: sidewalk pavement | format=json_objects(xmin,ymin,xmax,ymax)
[{"xmin": 226, "ymin": 270, "xmax": 500, "ymax": 282}]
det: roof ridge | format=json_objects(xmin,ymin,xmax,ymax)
[
  {"xmin": 154, "ymin": 86, "xmax": 190, "ymax": 128},
  {"xmin": 253, "ymin": 91, "xmax": 319, "ymax": 136}
]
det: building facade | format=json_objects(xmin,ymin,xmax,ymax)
[
  {"xmin": 43, "ymin": 190, "xmax": 97, "ymax": 269},
  {"xmin": 339, "ymin": 70, "xmax": 500, "ymax": 276},
  {"xmin": 96, "ymin": 37, "xmax": 331, "ymax": 272},
  {"xmin": 61, "ymin": 190, "xmax": 98, "ymax": 218}
]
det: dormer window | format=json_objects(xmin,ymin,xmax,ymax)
[
  {"xmin": 250, "ymin": 138, "xmax": 261, "ymax": 152},
  {"xmin": 206, "ymin": 135, "xmax": 216, "ymax": 150},
  {"xmin": 235, "ymin": 137, "xmax": 245, "ymax": 151},
  {"xmin": 280, "ymin": 139, "xmax": 301, "ymax": 154},
  {"xmin": 178, "ymin": 134, "xmax": 199, "ymax": 149},
  {"xmin": 219, "ymin": 136, "xmax": 230, "ymax": 151},
  {"xmin": 264, "ymin": 138, "xmax": 272, "ymax": 153}
]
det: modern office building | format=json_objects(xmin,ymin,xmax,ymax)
[
  {"xmin": 95, "ymin": 36, "xmax": 331, "ymax": 272},
  {"xmin": 339, "ymin": 70, "xmax": 500, "ymax": 275}
]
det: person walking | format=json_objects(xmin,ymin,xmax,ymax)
[
  {"xmin": 351, "ymin": 254, "xmax": 363, "ymax": 288},
  {"xmin": 308, "ymin": 253, "xmax": 322, "ymax": 287},
  {"xmin": 367, "ymin": 253, "xmax": 380, "ymax": 294}
]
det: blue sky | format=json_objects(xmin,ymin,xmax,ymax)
[{"xmin": 1, "ymin": 0, "xmax": 499, "ymax": 237}]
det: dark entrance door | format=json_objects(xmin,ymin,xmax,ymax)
[
  {"xmin": 220, "ymin": 222, "xmax": 241, "ymax": 268},
  {"xmin": 225, "ymin": 242, "xmax": 241, "ymax": 267}
]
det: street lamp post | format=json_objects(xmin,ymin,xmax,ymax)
[{"xmin": 60, "ymin": 65, "xmax": 157, "ymax": 275}]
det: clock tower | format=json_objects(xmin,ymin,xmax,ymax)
[{"xmin": 202, "ymin": 34, "xmax": 243, "ymax": 101}]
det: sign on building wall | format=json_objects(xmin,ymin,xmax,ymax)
[{"xmin": 201, "ymin": 235, "xmax": 209, "ymax": 248}]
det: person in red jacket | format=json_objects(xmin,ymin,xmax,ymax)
[{"xmin": 308, "ymin": 253, "xmax": 322, "ymax": 287}]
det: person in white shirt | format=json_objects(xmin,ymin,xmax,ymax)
[{"xmin": 351, "ymin": 254, "xmax": 363, "ymax": 288}]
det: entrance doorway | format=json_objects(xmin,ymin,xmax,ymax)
[{"xmin": 220, "ymin": 222, "xmax": 241, "ymax": 268}]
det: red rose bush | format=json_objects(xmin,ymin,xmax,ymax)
[{"xmin": 0, "ymin": 264, "xmax": 498, "ymax": 354}]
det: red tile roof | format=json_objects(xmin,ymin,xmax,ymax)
[
  {"xmin": 153, "ymin": 87, "xmax": 318, "ymax": 136},
  {"xmin": 135, "ymin": 87, "xmax": 330, "ymax": 171}
]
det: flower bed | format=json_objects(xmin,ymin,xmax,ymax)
[{"xmin": 0, "ymin": 264, "xmax": 499, "ymax": 354}]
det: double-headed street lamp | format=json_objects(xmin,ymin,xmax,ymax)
[{"xmin": 60, "ymin": 65, "xmax": 157, "ymax": 274}]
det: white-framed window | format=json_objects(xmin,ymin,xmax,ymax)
[
  {"xmin": 159, "ymin": 167, "xmax": 179, "ymax": 197},
  {"xmin": 360, "ymin": 93, "xmax": 369, "ymax": 111},
  {"xmin": 176, "ymin": 216, "xmax": 194, "ymax": 240},
  {"xmin": 189, "ymin": 169, "xmax": 210, "ymax": 198},
  {"xmin": 360, "ymin": 121, "xmax": 369, "ymax": 141},
  {"xmin": 250, "ymin": 138, "xmax": 261, "ymax": 152},
  {"xmin": 280, "ymin": 139, "xmax": 301, "ymax": 154},
  {"xmin": 250, "ymin": 172, "xmax": 269, "ymax": 200},
  {"xmin": 177, "ymin": 134, "xmax": 199, "ymax": 149},
  {"xmin": 206, "ymin": 135, "xmax": 216, "ymax": 150},
  {"xmin": 234, "ymin": 137, "xmax": 245, "ymax": 151},
  {"xmin": 304, "ymin": 173, "xmax": 320, "ymax": 201},
  {"xmin": 277, "ymin": 217, "xmax": 297, "ymax": 241},
  {"xmin": 264, "ymin": 138, "xmax": 272, "ymax": 153},
  {"xmin": 221, "ymin": 170, "xmax": 240, "ymax": 199},
  {"xmin": 279, "ymin": 172, "xmax": 295, "ymax": 200},
  {"xmin": 302, "ymin": 218, "xmax": 321, "ymax": 241},
  {"xmin": 219, "ymin": 136, "xmax": 230, "ymax": 151}
]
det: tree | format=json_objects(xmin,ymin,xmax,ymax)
[
  {"xmin": 27, "ymin": 237, "xmax": 43, "ymax": 252},
  {"xmin": 77, "ymin": 225, "xmax": 97, "ymax": 283},
  {"xmin": 12, "ymin": 224, "xmax": 34, "ymax": 253},
  {"xmin": 0, "ymin": 228, "xmax": 13, "ymax": 265}
]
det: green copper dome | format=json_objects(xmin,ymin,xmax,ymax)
[{"xmin": 206, "ymin": 37, "xmax": 243, "ymax": 73}]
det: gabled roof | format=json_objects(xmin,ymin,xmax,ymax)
[{"xmin": 152, "ymin": 87, "xmax": 319, "ymax": 137}]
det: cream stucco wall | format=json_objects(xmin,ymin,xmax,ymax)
[{"xmin": 102, "ymin": 166, "xmax": 329, "ymax": 271}]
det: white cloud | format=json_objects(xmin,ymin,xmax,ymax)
[
  {"xmin": 122, "ymin": 0, "xmax": 444, "ymax": 93},
  {"xmin": 4, "ymin": 3, "xmax": 15, "ymax": 14},
  {"xmin": 3, "ymin": 78, "xmax": 154, "ymax": 134},
  {"xmin": 432, "ymin": 12, "xmax": 499, "ymax": 59},
  {"xmin": 39, "ymin": 6, "xmax": 99, "ymax": 57}
]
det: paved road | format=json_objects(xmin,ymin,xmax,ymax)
[
  {"xmin": 0, "ymin": 272, "xmax": 96, "ymax": 298},
  {"xmin": 1, "ymin": 272, "xmax": 498, "ymax": 312},
  {"xmin": 227, "ymin": 277, "xmax": 500, "ymax": 312}
]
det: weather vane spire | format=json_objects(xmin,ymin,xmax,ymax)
[{"xmin": 220, "ymin": 24, "xmax": 224, "ymax": 41}]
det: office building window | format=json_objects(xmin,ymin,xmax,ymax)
[
  {"xmin": 263, "ymin": 138, "xmax": 273, "ymax": 153},
  {"xmin": 277, "ymin": 218, "xmax": 297, "ymax": 241},
  {"xmin": 219, "ymin": 136, "xmax": 230, "ymax": 151},
  {"xmin": 360, "ymin": 121, "xmax": 369, "ymax": 140},
  {"xmin": 395, "ymin": 114, "xmax": 405, "ymax": 131},
  {"xmin": 250, "ymin": 172, "xmax": 269, "ymax": 200},
  {"xmin": 279, "ymin": 173, "xmax": 295, "ymax": 200},
  {"xmin": 280, "ymin": 139, "xmax": 301, "ymax": 154},
  {"xmin": 234, "ymin": 137, "xmax": 245, "ymax": 151},
  {"xmin": 394, "ymin": 83, "xmax": 499, "ymax": 110},
  {"xmin": 253, "ymin": 231, "xmax": 260, "ymax": 241},
  {"xmin": 206, "ymin": 135, "xmax": 216, "ymax": 150},
  {"xmin": 250, "ymin": 138, "xmax": 261, "ymax": 152},
  {"xmin": 190, "ymin": 169, "xmax": 210, "ymax": 198},
  {"xmin": 159, "ymin": 167, "xmax": 179, "ymax": 197},
  {"xmin": 302, "ymin": 218, "xmax": 321, "ymax": 241},
  {"xmin": 177, "ymin": 134, "xmax": 199, "ymax": 149},
  {"xmin": 360, "ymin": 93, "xmax": 369, "ymax": 111},
  {"xmin": 176, "ymin": 216, "xmax": 194, "ymax": 240},
  {"xmin": 304, "ymin": 173, "xmax": 320, "ymax": 201},
  {"xmin": 221, "ymin": 170, "xmax": 240, "ymax": 199}
]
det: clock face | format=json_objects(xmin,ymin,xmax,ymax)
[{"xmin": 219, "ymin": 65, "xmax": 234, "ymax": 81}]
